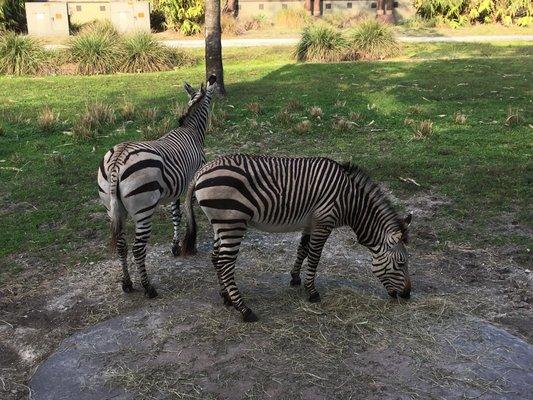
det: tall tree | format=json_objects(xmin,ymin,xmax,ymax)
[{"xmin": 205, "ymin": 0, "xmax": 225, "ymax": 94}]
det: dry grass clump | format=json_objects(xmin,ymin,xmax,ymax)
[
  {"xmin": 45, "ymin": 152, "xmax": 65, "ymax": 166},
  {"xmin": 308, "ymin": 106, "xmax": 324, "ymax": 120},
  {"xmin": 408, "ymin": 105, "xmax": 422, "ymax": 115},
  {"xmin": 276, "ymin": 109, "xmax": 296, "ymax": 125},
  {"xmin": 221, "ymin": 14, "xmax": 266, "ymax": 36},
  {"xmin": 170, "ymin": 101, "xmax": 187, "ymax": 121},
  {"xmin": 140, "ymin": 107, "xmax": 159, "ymax": 124},
  {"xmin": 73, "ymin": 101, "xmax": 116, "ymax": 139},
  {"xmin": 411, "ymin": 119, "xmax": 434, "ymax": 139},
  {"xmin": 246, "ymin": 102, "xmax": 262, "ymax": 115},
  {"xmin": 453, "ymin": 111, "xmax": 467, "ymax": 125},
  {"xmin": 119, "ymin": 102, "xmax": 136, "ymax": 121},
  {"xmin": 404, "ymin": 117, "xmax": 415, "ymax": 126},
  {"xmin": 275, "ymin": 8, "xmax": 310, "ymax": 28},
  {"xmin": 37, "ymin": 106, "xmax": 60, "ymax": 134},
  {"xmin": 141, "ymin": 117, "xmax": 172, "ymax": 140},
  {"xmin": 348, "ymin": 111, "xmax": 364, "ymax": 123},
  {"xmin": 208, "ymin": 105, "xmax": 229, "ymax": 132},
  {"xmin": 504, "ymin": 106, "xmax": 522, "ymax": 126},
  {"xmin": 283, "ymin": 99, "xmax": 303, "ymax": 112},
  {"xmin": 293, "ymin": 120, "xmax": 311, "ymax": 134},
  {"xmin": 332, "ymin": 116, "xmax": 352, "ymax": 132}
]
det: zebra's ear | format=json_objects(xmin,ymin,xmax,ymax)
[
  {"xmin": 183, "ymin": 82, "xmax": 196, "ymax": 98},
  {"xmin": 404, "ymin": 213, "xmax": 412, "ymax": 227}
]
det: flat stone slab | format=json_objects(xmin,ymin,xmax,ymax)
[{"xmin": 30, "ymin": 300, "xmax": 533, "ymax": 400}]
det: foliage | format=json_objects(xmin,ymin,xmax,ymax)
[
  {"xmin": 414, "ymin": 0, "xmax": 532, "ymax": 27},
  {"xmin": 78, "ymin": 19, "xmax": 120, "ymax": 37},
  {"xmin": 152, "ymin": 0, "xmax": 204, "ymax": 35},
  {"xmin": 0, "ymin": 31, "xmax": 49, "ymax": 75},
  {"xmin": 120, "ymin": 31, "xmax": 182, "ymax": 73},
  {"xmin": 0, "ymin": 0, "xmax": 26, "ymax": 32},
  {"xmin": 346, "ymin": 19, "xmax": 400, "ymax": 60},
  {"xmin": 68, "ymin": 29, "xmax": 122, "ymax": 75},
  {"xmin": 295, "ymin": 24, "xmax": 347, "ymax": 62}
]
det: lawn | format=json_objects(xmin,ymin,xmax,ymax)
[
  {"xmin": 0, "ymin": 41, "xmax": 532, "ymax": 400},
  {"xmin": 0, "ymin": 42, "xmax": 531, "ymax": 284}
]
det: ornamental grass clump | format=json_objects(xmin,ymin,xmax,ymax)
[
  {"xmin": 0, "ymin": 31, "xmax": 49, "ymax": 75},
  {"xmin": 295, "ymin": 24, "xmax": 347, "ymax": 62},
  {"xmin": 120, "ymin": 31, "xmax": 180, "ymax": 73},
  {"xmin": 346, "ymin": 20, "xmax": 400, "ymax": 60},
  {"xmin": 68, "ymin": 30, "xmax": 122, "ymax": 75}
]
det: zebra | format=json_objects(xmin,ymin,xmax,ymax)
[
  {"xmin": 181, "ymin": 154, "xmax": 412, "ymax": 322},
  {"xmin": 97, "ymin": 75, "xmax": 217, "ymax": 298}
]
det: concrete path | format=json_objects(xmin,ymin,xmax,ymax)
[{"xmin": 43, "ymin": 34, "xmax": 533, "ymax": 50}]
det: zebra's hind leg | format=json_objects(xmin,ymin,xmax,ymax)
[
  {"xmin": 217, "ymin": 232, "xmax": 257, "ymax": 322},
  {"xmin": 211, "ymin": 235, "xmax": 231, "ymax": 306},
  {"xmin": 171, "ymin": 200, "xmax": 181, "ymax": 257},
  {"xmin": 304, "ymin": 226, "xmax": 332, "ymax": 303},
  {"xmin": 133, "ymin": 217, "xmax": 158, "ymax": 298},
  {"xmin": 290, "ymin": 232, "xmax": 310, "ymax": 286},
  {"xmin": 117, "ymin": 231, "xmax": 133, "ymax": 293}
]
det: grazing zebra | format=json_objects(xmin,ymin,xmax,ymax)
[
  {"xmin": 181, "ymin": 155, "xmax": 412, "ymax": 322},
  {"xmin": 97, "ymin": 75, "xmax": 217, "ymax": 298}
]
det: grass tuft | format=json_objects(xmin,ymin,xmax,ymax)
[
  {"xmin": 141, "ymin": 117, "xmax": 172, "ymax": 140},
  {"xmin": 73, "ymin": 101, "xmax": 116, "ymax": 140},
  {"xmin": 309, "ymin": 106, "xmax": 324, "ymax": 120},
  {"xmin": 411, "ymin": 119, "xmax": 434, "ymax": 140},
  {"xmin": 332, "ymin": 116, "xmax": 352, "ymax": 132},
  {"xmin": 504, "ymin": 106, "xmax": 522, "ymax": 126},
  {"xmin": 293, "ymin": 119, "xmax": 311, "ymax": 134},
  {"xmin": 119, "ymin": 102, "xmax": 136, "ymax": 121},
  {"xmin": 275, "ymin": 8, "xmax": 310, "ymax": 28},
  {"xmin": 37, "ymin": 106, "xmax": 60, "ymax": 134},
  {"xmin": 295, "ymin": 24, "xmax": 347, "ymax": 63},
  {"xmin": 346, "ymin": 20, "xmax": 400, "ymax": 60},
  {"xmin": 246, "ymin": 102, "xmax": 262, "ymax": 114},
  {"xmin": 453, "ymin": 111, "xmax": 467, "ymax": 125},
  {"xmin": 0, "ymin": 32, "xmax": 48, "ymax": 75},
  {"xmin": 408, "ymin": 105, "xmax": 422, "ymax": 115}
]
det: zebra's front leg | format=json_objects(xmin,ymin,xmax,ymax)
[
  {"xmin": 211, "ymin": 235, "xmax": 231, "ymax": 306},
  {"xmin": 117, "ymin": 231, "xmax": 133, "ymax": 293},
  {"xmin": 305, "ymin": 226, "xmax": 332, "ymax": 303},
  {"xmin": 133, "ymin": 218, "xmax": 158, "ymax": 298},
  {"xmin": 171, "ymin": 200, "xmax": 181, "ymax": 257},
  {"xmin": 290, "ymin": 232, "xmax": 310, "ymax": 286},
  {"xmin": 218, "ymin": 236, "xmax": 257, "ymax": 322}
]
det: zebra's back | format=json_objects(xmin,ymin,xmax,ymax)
[{"xmin": 194, "ymin": 154, "xmax": 350, "ymax": 231}]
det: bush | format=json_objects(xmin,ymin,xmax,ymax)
[
  {"xmin": 0, "ymin": 32, "xmax": 49, "ymax": 75},
  {"xmin": 295, "ymin": 24, "xmax": 347, "ymax": 62},
  {"xmin": 120, "ymin": 31, "xmax": 181, "ymax": 73},
  {"xmin": 78, "ymin": 20, "xmax": 119, "ymax": 37},
  {"xmin": 152, "ymin": 0, "xmax": 204, "ymax": 35},
  {"xmin": 346, "ymin": 20, "xmax": 400, "ymax": 60},
  {"xmin": 68, "ymin": 30, "xmax": 122, "ymax": 74},
  {"xmin": 0, "ymin": 0, "xmax": 26, "ymax": 32},
  {"xmin": 275, "ymin": 8, "xmax": 310, "ymax": 28}
]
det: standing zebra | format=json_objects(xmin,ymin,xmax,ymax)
[
  {"xmin": 181, "ymin": 155, "xmax": 412, "ymax": 322},
  {"xmin": 97, "ymin": 75, "xmax": 217, "ymax": 298}
]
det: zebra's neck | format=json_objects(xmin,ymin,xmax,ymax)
[
  {"xmin": 172, "ymin": 91, "xmax": 213, "ymax": 144},
  {"xmin": 344, "ymin": 169, "xmax": 404, "ymax": 252}
]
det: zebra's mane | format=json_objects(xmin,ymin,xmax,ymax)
[
  {"xmin": 340, "ymin": 162, "xmax": 408, "ymax": 241},
  {"xmin": 177, "ymin": 90, "xmax": 206, "ymax": 126}
]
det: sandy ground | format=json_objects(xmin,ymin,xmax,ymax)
[{"xmin": 0, "ymin": 192, "xmax": 532, "ymax": 399}]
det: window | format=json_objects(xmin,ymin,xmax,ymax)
[
  {"xmin": 100, "ymin": 5, "xmax": 106, "ymax": 11},
  {"xmin": 325, "ymin": 3, "xmax": 331, "ymax": 9},
  {"xmin": 258, "ymin": 3, "xmax": 264, "ymax": 9},
  {"xmin": 371, "ymin": 2, "xmax": 377, "ymax": 8},
  {"xmin": 282, "ymin": 4, "xmax": 287, "ymax": 9},
  {"xmin": 347, "ymin": 2, "xmax": 352, "ymax": 8},
  {"xmin": 76, "ymin": 5, "xmax": 81, "ymax": 11},
  {"xmin": 393, "ymin": 1, "xmax": 399, "ymax": 7}
]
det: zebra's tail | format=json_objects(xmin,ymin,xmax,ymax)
[
  {"xmin": 109, "ymin": 167, "xmax": 125, "ymax": 252},
  {"xmin": 181, "ymin": 178, "xmax": 197, "ymax": 257}
]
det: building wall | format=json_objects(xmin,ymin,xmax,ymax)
[
  {"xmin": 322, "ymin": 0, "xmax": 374, "ymax": 15},
  {"xmin": 237, "ymin": 0, "xmax": 306, "ymax": 18},
  {"xmin": 26, "ymin": 2, "xmax": 70, "ymax": 37},
  {"xmin": 67, "ymin": 2, "xmax": 111, "ymax": 25}
]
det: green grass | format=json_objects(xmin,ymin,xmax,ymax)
[{"xmin": 0, "ymin": 43, "xmax": 531, "ymax": 283}]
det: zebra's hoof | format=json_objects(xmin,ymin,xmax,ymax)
[
  {"xmin": 220, "ymin": 291, "xmax": 232, "ymax": 307},
  {"xmin": 144, "ymin": 286, "xmax": 158, "ymax": 299},
  {"xmin": 309, "ymin": 292, "xmax": 321, "ymax": 303},
  {"xmin": 290, "ymin": 276, "xmax": 301, "ymax": 286},
  {"xmin": 171, "ymin": 243, "xmax": 181, "ymax": 257},
  {"xmin": 122, "ymin": 281, "xmax": 134, "ymax": 293},
  {"xmin": 242, "ymin": 309, "xmax": 259, "ymax": 323}
]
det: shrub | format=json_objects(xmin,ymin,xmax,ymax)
[
  {"xmin": 152, "ymin": 0, "xmax": 204, "ymax": 35},
  {"xmin": 295, "ymin": 25, "xmax": 347, "ymax": 62},
  {"xmin": 346, "ymin": 20, "xmax": 400, "ymax": 60},
  {"xmin": 120, "ymin": 31, "xmax": 180, "ymax": 73},
  {"xmin": 38, "ymin": 106, "xmax": 60, "ymax": 133},
  {"xmin": 275, "ymin": 8, "xmax": 310, "ymax": 28},
  {"xmin": 73, "ymin": 101, "xmax": 116, "ymax": 140},
  {"xmin": 78, "ymin": 20, "xmax": 119, "ymax": 37},
  {"xmin": 69, "ymin": 30, "xmax": 122, "ymax": 75},
  {"xmin": 0, "ymin": 0, "xmax": 26, "ymax": 32},
  {"xmin": 0, "ymin": 32, "xmax": 49, "ymax": 75}
]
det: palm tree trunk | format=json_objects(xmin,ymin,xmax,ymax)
[{"xmin": 205, "ymin": 0, "xmax": 226, "ymax": 95}]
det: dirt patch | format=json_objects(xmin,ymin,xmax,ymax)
[{"xmin": 1, "ymin": 192, "xmax": 532, "ymax": 399}]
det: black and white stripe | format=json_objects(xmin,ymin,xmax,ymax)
[
  {"xmin": 182, "ymin": 155, "xmax": 411, "ymax": 321},
  {"xmin": 98, "ymin": 75, "xmax": 217, "ymax": 298}
]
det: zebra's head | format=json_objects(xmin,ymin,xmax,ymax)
[
  {"xmin": 371, "ymin": 213, "xmax": 412, "ymax": 299},
  {"xmin": 183, "ymin": 75, "xmax": 217, "ymax": 107}
]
